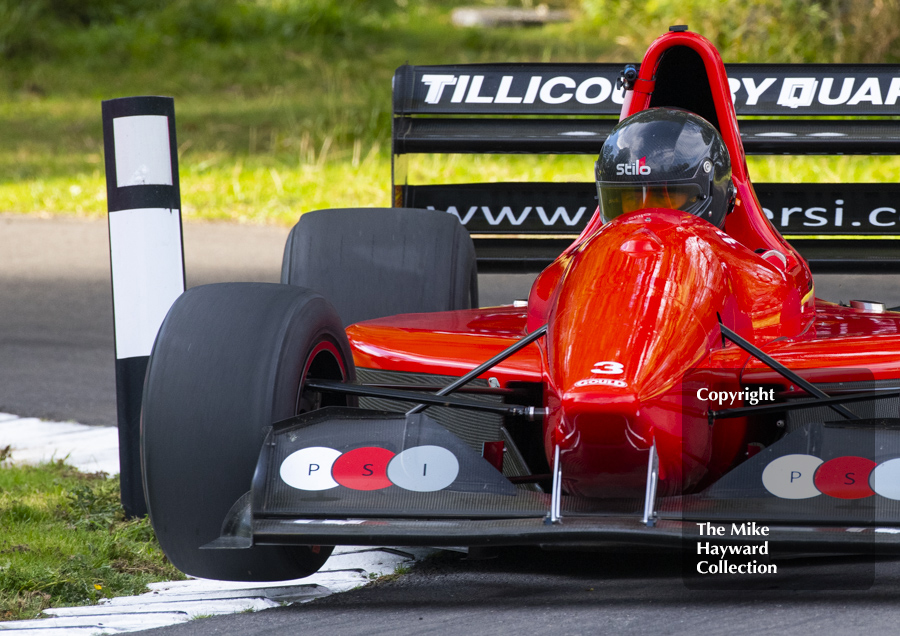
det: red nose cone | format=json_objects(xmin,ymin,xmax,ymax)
[
  {"xmin": 544, "ymin": 211, "xmax": 726, "ymax": 497},
  {"xmin": 551, "ymin": 386, "xmax": 653, "ymax": 497}
]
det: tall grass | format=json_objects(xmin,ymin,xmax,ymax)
[
  {"xmin": 0, "ymin": 1, "xmax": 898, "ymax": 223},
  {"xmin": 0, "ymin": 460, "xmax": 183, "ymax": 621}
]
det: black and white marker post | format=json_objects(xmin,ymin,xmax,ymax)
[{"xmin": 102, "ymin": 97, "xmax": 185, "ymax": 518}]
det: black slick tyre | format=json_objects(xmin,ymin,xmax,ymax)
[
  {"xmin": 281, "ymin": 207, "xmax": 478, "ymax": 326},
  {"xmin": 141, "ymin": 282, "xmax": 354, "ymax": 581}
]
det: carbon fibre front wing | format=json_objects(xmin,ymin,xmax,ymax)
[{"xmin": 203, "ymin": 407, "xmax": 900, "ymax": 553}]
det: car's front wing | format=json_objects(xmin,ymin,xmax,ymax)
[{"xmin": 203, "ymin": 407, "xmax": 900, "ymax": 554}]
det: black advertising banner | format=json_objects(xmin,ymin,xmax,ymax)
[
  {"xmin": 405, "ymin": 183, "xmax": 597, "ymax": 235},
  {"xmin": 394, "ymin": 64, "xmax": 900, "ymax": 116},
  {"xmin": 754, "ymin": 183, "xmax": 900, "ymax": 235},
  {"xmin": 406, "ymin": 182, "xmax": 900, "ymax": 236},
  {"xmin": 726, "ymin": 65, "xmax": 900, "ymax": 116},
  {"xmin": 394, "ymin": 64, "xmax": 628, "ymax": 115}
]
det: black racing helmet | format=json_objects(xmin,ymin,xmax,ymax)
[{"xmin": 595, "ymin": 108, "xmax": 735, "ymax": 228}]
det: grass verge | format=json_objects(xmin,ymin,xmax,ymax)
[{"xmin": 0, "ymin": 458, "xmax": 184, "ymax": 622}]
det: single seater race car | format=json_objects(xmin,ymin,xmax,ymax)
[{"xmin": 140, "ymin": 29, "xmax": 900, "ymax": 582}]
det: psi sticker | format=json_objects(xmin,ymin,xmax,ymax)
[
  {"xmin": 387, "ymin": 446, "xmax": 460, "ymax": 492},
  {"xmin": 280, "ymin": 447, "xmax": 341, "ymax": 491}
]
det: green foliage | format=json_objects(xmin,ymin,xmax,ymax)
[
  {"xmin": 579, "ymin": 0, "xmax": 900, "ymax": 63},
  {"xmin": 1, "ymin": 0, "xmax": 413, "ymax": 61},
  {"xmin": 41, "ymin": 0, "xmax": 156, "ymax": 26},
  {"xmin": 0, "ymin": 1, "xmax": 50, "ymax": 59},
  {"xmin": 0, "ymin": 461, "xmax": 184, "ymax": 622},
  {"xmin": 0, "ymin": 0, "xmax": 618, "ymax": 222},
  {"xmin": 61, "ymin": 480, "xmax": 122, "ymax": 532},
  {"xmin": 0, "ymin": 1, "xmax": 898, "ymax": 222}
]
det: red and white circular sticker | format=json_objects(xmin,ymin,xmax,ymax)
[
  {"xmin": 331, "ymin": 447, "xmax": 396, "ymax": 491},
  {"xmin": 813, "ymin": 456, "xmax": 876, "ymax": 500}
]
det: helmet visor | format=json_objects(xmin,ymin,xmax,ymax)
[{"xmin": 597, "ymin": 182, "xmax": 706, "ymax": 223}]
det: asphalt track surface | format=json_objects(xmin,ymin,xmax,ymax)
[
  {"xmin": 135, "ymin": 550, "xmax": 900, "ymax": 636},
  {"xmin": 5, "ymin": 213, "xmax": 900, "ymax": 635},
  {"xmin": 0, "ymin": 213, "xmax": 539, "ymax": 426}
]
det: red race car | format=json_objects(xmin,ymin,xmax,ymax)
[{"xmin": 140, "ymin": 29, "xmax": 900, "ymax": 582}]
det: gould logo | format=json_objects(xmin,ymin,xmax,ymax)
[
  {"xmin": 616, "ymin": 157, "xmax": 651, "ymax": 176},
  {"xmin": 574, "ymin": 378, "xmax": 628, "ymax": 388}
]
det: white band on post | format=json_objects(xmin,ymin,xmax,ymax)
[{"xmin": 108, "ymin": 207, "xmax": 184, "ymax": 359}]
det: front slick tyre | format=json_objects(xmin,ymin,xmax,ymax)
[{"xmin": 141, "ymin": 283, "xmax": 354, "ymax": 581}]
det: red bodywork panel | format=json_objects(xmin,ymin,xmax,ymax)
[
  {"xmin": 349, "ymin": 306, "xmax": 542, "ymax": 384},
  {"xmin": 347, "ymin": 31, "xmax": 900, "ymax": 499}
]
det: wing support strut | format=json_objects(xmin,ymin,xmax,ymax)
[
  {"xmin": 546, "ymin": 445, "xmax": 563, "ymax": 525},
  {"xmin": 642, "ymin": 440, "xmax": 659, "ymax": 527}
]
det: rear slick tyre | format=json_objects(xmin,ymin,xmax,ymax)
[
  {"xmin": 281, "ymin": 207, "xmax": 478, "ymax": 326},
  {"xmin": 141, "ymin": 282, "xmax": 354, "ymax": 581}
]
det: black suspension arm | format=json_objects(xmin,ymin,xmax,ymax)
[
  {"xmin": 407, "ymin": 324, "xmax": 548, "ymax": 416},
  {"xmin": 718, "ymin": 323, "xmax": 859, "ymax": 420},
  {"xmin": 305, "ymin": 379, "xmax": 544, "ymax": 420},
  {"xmin": 710, "ymin": 387, "xmax": 900, "ymax": 420}
]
